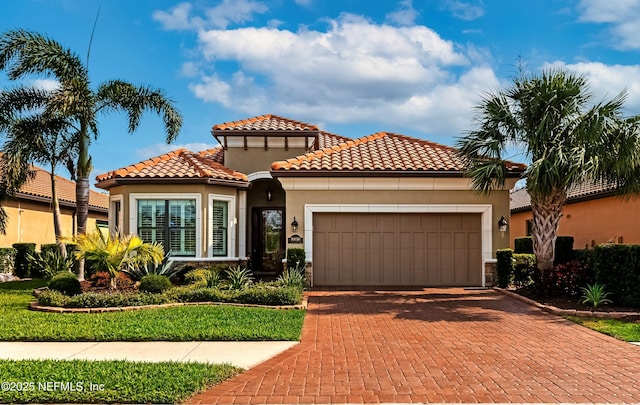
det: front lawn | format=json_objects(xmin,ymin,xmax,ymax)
[
  {"xmin": 567, "ymin": 317, "xmax": 640, "ymax": 342},
  {"xmin": 0, "ymin": 359, "xmax": 240, "ymax": 404},
  {"xmin": 0, "ymin": 280, "xmax": 305, "ymax": 341}
]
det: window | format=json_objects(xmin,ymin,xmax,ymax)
[
  {"xmin": 138, "ymin": 199, "xmax": 196, "ymax": 256},
  {"xmin": 526, "ymin": 219, "xmax": 533, "ymax": 236},
  {"xmin": 211, "ymin": 200, "xmax": 228, "ymax": 256}
]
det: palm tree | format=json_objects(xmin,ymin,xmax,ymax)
[
  {"xmin": 0, "ymin": 99, "xmax": 78, "ymax": 256},
  {"xmin": 0, "ymin": 29, "xmax": 182, "ymax": 279},
  {"xmin": 73, "ymin": 231, "xmax": 164, "ymax": 290},
  {"xmin": 458, "ymin": 69, "xmax": 640, "ymax": 273}
]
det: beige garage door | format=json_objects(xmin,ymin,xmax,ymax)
[{"xmin": 313, "ymin": 213, "xmax": 482, "ymax": 286}]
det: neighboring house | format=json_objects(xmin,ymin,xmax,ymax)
[
  {"xmin": 96, "ymin": 114, "xmax": 525, "ymax": 287},
  {"xmin": 510, "ymin": 182, "xmax": 640, "ymax": 249},
  {"xmin": 0, "ymin": 165, "xmax": 109, "ymax": 248}
]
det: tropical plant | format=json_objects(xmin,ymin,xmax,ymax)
[
  {"xmin": 0, "ymin": 29, "xmax": 182, "ymax": 279},
  {"xmin": 121, "ymin": 251, "xmax": 178, "ymax": 281},
  {"xmin": 580, "ymin": 283, "xmax": 613, "ymax": 309},
  {"xmin": 277, "ymin": 268, "xmax": 305, "ymax": 289},
  {"xmin": 0, "ymin": 96, "xmax": 77, "ymax": 255},
  {"xmin": 28, "ymin": 249, "xmax": 74, "ymax": 279},
  {"xmin": 223, "ymin": 266, "xmax": 253, "ymax": 290},
  {"xmin": 70, "ymin": 231, "xmax": 164, "ymax": 289},
  {"xmin": 458, "ymin": 68, "xmax": 640, "ymax": 273}
]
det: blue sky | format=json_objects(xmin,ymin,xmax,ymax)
[{"xmin": 1, "ymin": 0, "xmax": 640, "ymax": 186}]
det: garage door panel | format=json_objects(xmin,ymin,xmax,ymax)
[{"xmin": 313, "ymin": 213, "xmax": 482, "ymax": 286}]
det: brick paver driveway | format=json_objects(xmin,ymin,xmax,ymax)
[{"xmin": 186, "ymin": 288, "xmax": 640, "ymax": 404}]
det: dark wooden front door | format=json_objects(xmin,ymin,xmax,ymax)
[{"xmin": 252, "ymin": 208, "xmax": 285, "ymax": 274}]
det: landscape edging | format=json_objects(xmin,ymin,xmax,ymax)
[{"xmin": 495, "ymin": 288, "xmax": 640, "ymax": 320}]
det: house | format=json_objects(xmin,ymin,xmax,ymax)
[
  {"xmin": 510, "ymin": 182, "xmax": 640, "ymax": 249},
  {"xmin": 0, "ymin": 165, "xmax": 109, "ymax": 248},
  {"xmin": 95, "ymin": 114, "xmax": 525, "ymax": 287}
]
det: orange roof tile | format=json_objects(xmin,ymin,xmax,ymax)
[
  {"xmin": 272, "ymin": 131, "xmax": 527, "ymax": 174},
  {"xmin": 11, "ymin": 166, "xmax": 108, "ymax": 210},
  {"xmin": 212, "ymin": 114, "xmax": 319, "ymax": 132},
  {"xmin": 511, "ymin": 181, "xmax": 619, "ymax": 212},
  {"xmin": 316, "ymin": 131, "xmax": 352, "ymax": 149},
  {"xmin": 95, "ymin": 147, "xmax": 247, "ymax": 186}
]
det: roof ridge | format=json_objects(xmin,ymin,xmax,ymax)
[
  {"xmin": 96, "ymin": 148, "xmax": 188, "ymax": 181},
  {"xmin": 212, "ymin": 114, "xmax": 319, "ymax": 131},
  {"xmin": 185, "ymin": 150, "xmax": 248, "ymax": 181}
]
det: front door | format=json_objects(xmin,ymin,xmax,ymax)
[{"xmin": 252, "ymin": 208, "xmax": 285, "ymax": 275}]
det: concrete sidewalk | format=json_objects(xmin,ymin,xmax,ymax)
[{"xmin": 0, "ymin": 341, "xmax": 298, "ymax": 369}]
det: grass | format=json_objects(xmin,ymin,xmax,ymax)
[
  {"xmin": 0, "ymin": 359, "xmax": 240, "ymax": 404},
  {"xmin": 0, "ymin": 280, "xmax": 305, "ymax": 341},
  {"xmin": 567, "ymin": 317, "xmax": 640, "ymax": 342}
]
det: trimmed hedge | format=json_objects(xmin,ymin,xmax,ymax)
[
  {"xmin": 513, "ymin": 235, "xmax": 574, "ymax": 265},
  {"xmin": 48, "ymin": 272, "xmax": 82, "ymax": 296},
  {"xmin": 0, "ymin": 247, "xmax": 16, "ymax": 274},
  {"xmin": 139, "ymin": 274, "xmax": 172, "ymax": 294},
  {"xmin": 514, "ymin": 237, "xmax": 533, "ymax": 254},
  {"xmin": 37, "ymin": 284, "xmax": 304, "ymax": 308},
  {"xmin": 12, "ymin": 243, "xmax": 36, "ymax": 278},
  {"xmin": 495, "ymin": 249, "xmax": 513, "ymax": 288},
  {"xmin": 513, "ymin": 253, "xmax": 536, "ymax": 287},
  {"xmin": 593, "ymin": 244, "xmax": 640, "ymax": 307}
]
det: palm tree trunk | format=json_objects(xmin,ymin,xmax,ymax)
[
  {"xmin": 530, "ymin": 190, "xmax": 566, "ymax": 273},
  {"xmin": 49, "ymin": 168, "xmax": 67, "ymax": 259},
  {"xmin": 75, "ymin": 123, "xmax": 92, "ymax": 281}
]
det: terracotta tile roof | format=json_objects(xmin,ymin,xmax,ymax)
[
  {"xmin": 212, "ymin": 114, "xmax": 319, "ymax": 132},
  {"xmin": 12, "ymin": 166, "xmax": 108, "ymax": 210},
  {"xmin": 95, "ymin": 147, "xmax": 247, "ymax": 185},
  {"xmin": 316, "ymin": 131, "xmax": 352, "ymax": 149},
  {"xmin": 272, "ymin": 131, "xmax": 526, "ymax": 174},
  {"xmin": 510, "ymin": 180, "xmax": 619, "ymax": 212}
]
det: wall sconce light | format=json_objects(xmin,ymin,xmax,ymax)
[
  {"xmin": 266, "ymin": 189, "xmax": 272, "ymax": 201},
  {"xmin": 291, "ymin": 217, "xmax": 299, "ymax": 233},
  {"xmin": 498, "ymin": 215, "xmax": 508, "ymax": 232}
]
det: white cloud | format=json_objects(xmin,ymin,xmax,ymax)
[
  {"xmin": 440, "ymin": 0, "xmax": 484, "ymax": 21},
  {"xmin": 386, "ymin": 0, "xmax": 418, "ymax": 26},
  {"xmin": 153, "ymin": 0, "xmax": 268, "ymax": 31},
  {"xmin": 577, "ymin": 0, "xmax": 640, "ymax": 49},
  {"xmin": 544, "ymin": 61, "xmax": 640, "ymax": 112},
  {"xmin": 135, "ymin": 142, "xmax": 220, "ymax": 160},
  {"xmin": 181, "ymin": 13, "xmax": 500, "ymax": 138},
  {"xmin": 30, "ymin": 79, "xmax": 60, "ymax": 91}
]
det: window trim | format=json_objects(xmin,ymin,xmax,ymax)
[
  {"xmin": 129, "ymin": 193, "xmax": 202, "ymax": 257},
  {"xmin": 208, "ymin": 194, "xmax": 236, "ymax": 259},
  {"xmin": 109, "ymin": 195, "xmax": 124, "ymax": 236}
]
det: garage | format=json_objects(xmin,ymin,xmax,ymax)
[{"xmin": 312, "ymin": 212, "xmax": 482, "ymax": 287}]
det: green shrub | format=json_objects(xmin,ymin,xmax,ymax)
[
  {"xmin": 28, "ymin": 249, "xmax": 74, "ymax": 279},
  {"xmin": 234, "ymin": 285, "xmax": 302, "ymax": 306},
  {"xmin": 37, "ymin": 290, "xmax": 170, "ymax": 308},
  {"xmin": 12, "ymin": 243, "xmax": 36, "ymax": 278},
  {"xmin": 0, "ymin": 247, "xmax": 16, "ymax": 274},
  {"xmin": 36, "ymin": 290, "xmax": 71, "ymax": 307},
  {"xmin": 48, "ymin": 271, "xmax": 82, "ymax": 296},
  {"xmin": 554, "ymin": 236, "xmax": 574, "ymax": 265},
  {"xmin": 184, "ymin": 268, "xmax": 211, "ymax": 285},
  {"xmin": 593, "ymin": 244, "xmax": 640, "ymax": 307},
  {"xmin": 277, "ymin": 268, "xmax": 305, "ymax": 289},
  {"xmin": 139, "ymin": 274, "xmax": 172, "ymax": 294},
  {"xmin": 514, "ymin": 237, "xmax": 533, "ymax": 254},
  {"xmin": 495, "ymin": 249, "xmax": 513, "ymax": 288},
  {"xmin": 286, "ymin": 248, "xmax": 305, "ymax": 270},
  {"xmin": 223, "ymin": 266, "xmax": 253, "ymax": 290},
  {"xmin": 513, "ymin": 253, "xmax": 536, "ymax": 287}
]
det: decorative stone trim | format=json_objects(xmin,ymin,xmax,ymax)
[
  {"xmin": 29, "ymin": 296, "xmax": 308, "ymax": 313},
  {"xmin": 496, "ymin": 288, "xmax": 640, "ymax": 321}
]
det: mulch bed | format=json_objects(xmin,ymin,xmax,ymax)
[{"xmin": 513, "ymin": 287, "xmax": 640, "ymax": 314}]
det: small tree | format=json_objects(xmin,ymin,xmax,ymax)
[
  {"xmin": 72, "ymin": 231, "xmax": 164, "ymax": 289},
  {"xmin": 458, "ymin": 69, "xmax": 640, "ymax": 274}
]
